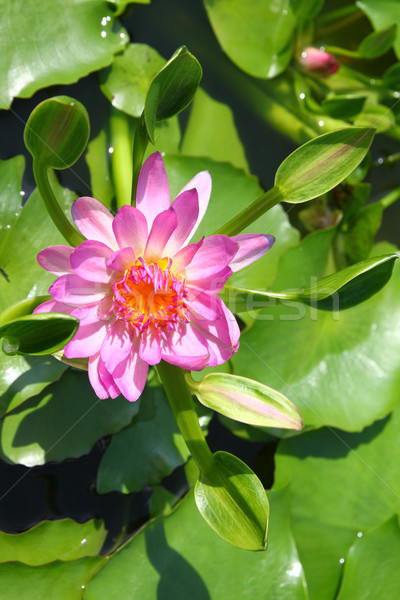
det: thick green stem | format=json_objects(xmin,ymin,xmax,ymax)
[
  {"xmin": 110, "ymin": 108, "xmax": 133, "ymax": 208},
  {"xmin": 33, "ymin": 161, "xmax": 84, "ymax": 247},
  {"xmin": 213, "ymin": 186, "xmax": 283, "ymax": 237},
  {"xmin": 379, "ymin": 188, "xmax": 400, "ymax": 209},
  {"xmin": 131, "ymin": 116, "xmax": 149, "ymax": 206},
  {"xmin": 157, "ymin": 362, "xmax": 214, "ymax": 474}
]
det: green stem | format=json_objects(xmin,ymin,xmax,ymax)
[
  {"xmin": 379, "ymin": 188, "xmax": 400, "ymax": 209},
  {"xmin": 213, "ymin": 186, "xmax": 283, "ymax": 237},
  {"xmin": 33, "ymin": 161, "xmax": 84, "ymax": 247},
  {"xmin": 157, "ymin": 361, "xmax": 214, "ymax": 474},
  {"xmin": 131, "ymin": 116, "xmax": 149, "ymax": 206},
  {"xmin": 110, "ymin": 108, "xmax": 133, "ymax": 209}
]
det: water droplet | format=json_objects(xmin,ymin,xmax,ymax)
[
  {"xmin": 80, "ymin": 538, "xmax": 87, "ymax": 546},
  {"xmin": 318, "ymin": 120, "xmax": 325, "ymax": 127},
  {"xmin": 357, "ymin": 531, "xmax": 363, "ymax": 538},
  {"xmin": 19, "ymin": 191, "xmax": 25, "ymax": 196},
  {"xmin": 108, "ymin": 147, "xmax": 114, "ymax": 154},
  {"xmin": 301, "ymin": 51, "xmax": 307, "ymax": 59},
  {"xmin": 101, "ymin": 31, "xmax": 107, "ymax": 38},
  {"xmin": 282, "ymin": 9, "xmax": 288, "ymax": 16},
  {"xmin": 161, "ymin": 151, "xmax": 166, "ymax": 157},
  {"xmin": 120, "ymin": 32, "xmax": 125, "ymax": 39},
  {"xmin": 319, "ymin": 46, "xmax": 325, "ymax": 52},
  {"xmin": 6, "ymin": 224, "xmax": 11, "ymax": 229},
  {"xmin": 81, "ymin": 585, "xmax": 86, "ymax": 590},
  {"xmin": 377, "ymin": 157, "xmax": 384, "ymax": 164},
  {"xmin": 370, "ymin": 78, "xmax": 376, "ymax": 85},
  {"xmin": 339, "ymin": 558, "xmax": 345, "ymax": 564},
  {"xmin": 15, "ymin": 212, "xmax": 19, "ymax": 216},
  {"xmin": 299, "ymin": 92, "xmax": 305, "ymax": 100},
  {"xmin": 106, "ymin": 15, "xmax": 111, "ymax": 22}
]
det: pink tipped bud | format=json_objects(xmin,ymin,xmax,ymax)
[{"xmin": 298, "ymin": 47, "xmax": 339, "ymax": 77}]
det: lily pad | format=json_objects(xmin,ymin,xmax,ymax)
[
  {"xmin": 0, "ymin": 0, "xmax": 127, "ymax": 109},
  {"xmin": 84, "ymin": 486, "xmax": 308, "ymax": 599}
]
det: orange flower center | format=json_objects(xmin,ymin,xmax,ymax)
[{"xmin": 112, "ymin": 257, "xmax": 189, "ymax": 333}]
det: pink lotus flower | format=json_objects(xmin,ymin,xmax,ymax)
[{"xmin": 35, "ymin": 153, "xmax": 274, "ymax": 401}]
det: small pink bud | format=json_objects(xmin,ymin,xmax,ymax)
[{"xmin": 298, "ymin": 47, "xmax": 339, "ymax": 77}]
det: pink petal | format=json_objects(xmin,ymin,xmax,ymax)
[
  {"xmin": 33, "ymin": 299, "xmax": 76, "ymax": 315},
  {"xmin": 64, "ymin": 321, "xmax": 108, "ymax": 358},
  {"xmin": 178, "ymin": 171, "xmax": 211, "ymax": 242},
  {"xmin": 171, "ymin": 241, "xmax": 202, "ymax": 274},
  {"xmin": 49, "ymin": 274, "xmax": 110, "ymax": 305},
  {"xmin": 161, "ymin": 322, "xmax": 210, "ymax": 370},
  {"xmin": 136, "ymin": 152, "xmax": 170, "ymax": 229},
  {"xmin": 163, "ymin": 189, "xmax": 199, "ymax": 257},
  {"xmin": 72, "ymin": 297, "xmax": 113, "ymax": 326},
  {"xmin": 107, "ymin": 247, "xmax": 136, "ymax": 273},
  {"xmin": 192, "ymin": 299, "xmax": 240, "ymax": 367},
  {"xmin": 187, "ymin": 290, "xmax": 223, "ymax": 322},
  {"xmin": 71, "ymin": 197, "xmax": 117, "ymax": 250},
  {"xmin": 37, "ymin": 246, "xmax": 74, "ymax": 275},
  {"xmin": 185, "ymin": 235, "xmax": 238, "ymax": 281},
  {"xmin": 112, "ymin": 206, "xmax": 148, "ymax": 257},
  {"xmin": 144, "ymin": 207, "xmax": 178, "ymax": 261},
  {"xmin": 88, "ymin": 352, "xmax": 121, "ymax": 399},
  {"xmin": 100, "ymin": 320, "xmax": 133, "ymax": 373},
  {"xmin": 70, "ymin": 240, "xmax": 114, "ymax": 283},
  {"xmin": 229, "ymin": 234, "xmax": 275, "ymax": 272},
  {"xmin": 187, "ymin": 266, "xmax": 233, "ymax": 294},
  {"xmin": 139, "ymin": 329, "xmax": 161, "ymax": 365},
  {"xmin": 112, "ymin": 339, "xmax": 149, "ymax": 402}
]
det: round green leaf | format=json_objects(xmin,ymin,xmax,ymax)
[
  {"xmin": 0, "ymin": 370, "xmax": 139, "ymax": 466},
  {"xmin": 275, "ymin": 127, "xmax": 375, "ymax": 203},
  {"xmin": 85, "ymin": 487, "xmax": 307, "ymax": 599},
  {"xmin": 204, "ymin": 0, "xmax": 296, "ymax": 78},
  {"xmin": 100, "ymin": 44, "xmax": 165, "ymax": 117},
  {"xmin": 0, "ymin": 519, "xmax": 107, "ymax": 565},
  {"xmin": 195, "ymin": 451, "xmax": 269, "ymax": 551},
  {"xmin": 144, "ymin": 46, "xmax": 202, "ymax": 142},
  {"xmin": 358, "ymin": 25, "xmax": 397, "ymax": 58},
  {"xmin": 231, "ymin": 241, "xmax": 400, "ymax": 431},
  {"xmin": 0, "ymin": 557, "xmax": 105, "ymax": 600},
  {"xmin": 274, "ymin": 405, "xmax": 400, "ymax": 600},
  {"xmin": 337, "ymin": 517, "xmax": 400, "ymax": 600},
  {"xmin": 0, "ymin": 313, "xmax": 79, "ymax": 356},
  {"xmin": 321, "ymin": 96, "xmax": 366, "ymax": 120},
  {"xmin": 24, "ymin": 96, "xmax": 90, "ymax": 170},
  {"xmin": 0, "ymin": 0, "xmax": 127, "ymax": 109},
  {"xmin": 96, "ymin": 384, "xmax": 190, "ymax": 494}
]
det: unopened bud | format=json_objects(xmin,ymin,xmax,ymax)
[{"xmin": 298, "ymin": 47, "xmax": 339, "ymax": 76}]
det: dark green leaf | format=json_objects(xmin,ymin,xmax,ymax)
[
  {"xmin": 0, "ymin": 557, "xmax": 105, "ymax": 600},
  {"xmin": 358, "ymin": 25, "xmax": 397, "ymax": 58},
  {"xmin": 342, "ymin": 201, "xmax": 383, "ymax": 264},
  {"xmin": 0, "ymin": 313, "xmax": 79, "ymax": 356},
  {"xmin": 84, "ymin": 487, "xmax": 307, "ymax": 599},
  {"xmin": 101, "ymin": 43, "xmax": 165, "ymax": 118},
  {"xmin": 231, "ymin": 242, "xmax": 400, "ymax": 431},
  {"xmin": 204, "ymin": 0, "xmax": 296, "ymax": 78},
  {"xmin": 357, "ymin": 1, "xmax": 400, "ymax": 59},
  {"xmin": 0, "ymin": 370, "xmax": 139, "ymax": 466},
  {"xmin": 275, "ymin": 127, "xmax": 375, "ymax": 203},
  {"xmin": 337, "ymin": 517, "xmax": 400, "ymax": 599},
  {"xmin": 96, "ymin": 384, "xmax": 189, "ymax": 493},
  {"xmin": 321, "ymin": 96, "xmax": 366, "ymax": 120},
  {"xmin": 144, "ymin": 46, "xmax": 202, "ymax": 142},
  {"xmin": 195, "ymin": 451, "xmax": 269, "ymax": 551},
  {"xmin": 0, "ymin": 0, "xmax": 127, "ymax": 109},
  {"xmin": 24, "ymin": 96, "xmax": 90, "ymax": 170},
  {"xmin": 0, "ymin": 519, "xmax": 107, "ymax": 565},
  {"xmin": 274, "ymin": 405, "xmax": 400, "ymax": 599}
]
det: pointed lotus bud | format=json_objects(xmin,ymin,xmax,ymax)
[
  {"xmin": 298, "ymin": 47, "xmax": 339, "ymax": 77},
  {"xmin": 186, "ymin": 372, "xmax": 304, "ymax": 430}
]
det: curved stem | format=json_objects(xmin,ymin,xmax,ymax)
[
  {"xmin": 110, "ymin": 108, "xmax": 133, "ymax": 209},
  {"xmin": 156, "ymin": 361, "xmax": 214, "ymax": 474},
  {"xmin": 213, "ymin": 186, "xmax": 283, "ymax": 237},
  {"xmin": 131, "ymin": 116, "xmax": 149, "ymax": 206},
  {"xmin": 33, "ymin": 161, "xmax": 84, "ymax": 247}
]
